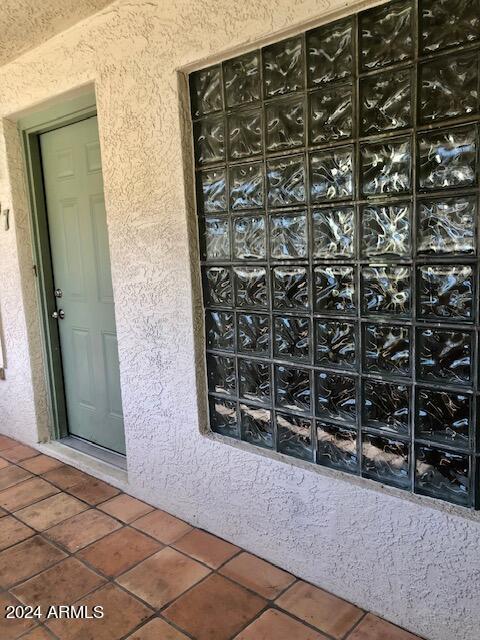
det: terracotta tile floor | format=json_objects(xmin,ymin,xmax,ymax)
[{"xmin": 0, "ymin": 436, "xmax": 425, "ymax": 640}]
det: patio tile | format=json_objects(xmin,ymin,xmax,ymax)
[
  {"xmin": 98, "ymin": 493, "xmax": 154, "ymax": 523},
  {"xmin": 220, "ymin": 552, "xmax": 295, "ymax": 599},
  {"xmin": 0, "ymin": 465, "xmax": 32, "ymax": 491},
  {"xmin": 0, "ymin": 515, "xmax": 35, "ymax": 550},
  {"xmin": 172, "ymin": 528, "xmax": 240, "ymax": 569},
  {"xmin": 0, "ymin": 477, "xmax": 59, "ymax": 512},
  {"xmin": 0, "ymin": 535, "xmax": 66, "ymax": 588},
  {"xmin": 235, "ymin": 608, "xmax": 328, "ymax": 639},
  {"xmin": 45, "ymin": 508, "xmax": 121, "ymax": 552},
  {"xmin": 1, "ymin": 443, "xmax": 39, "ymax": 462},
  {"xmin": 17, "ymin": 627, "xmax": 57, "ymax": 639},
  {"xmin": 77, "ymin": 526, "xmax": 162, "ymax": 577},
  {"xmin": 11, "ymin": 557, "xmax": 106, "ymax": 615},
  {"xmin": 15, "ymin": 492, "xmax": 88, "ymax": 531},
  {"xmin": 19, "ymin": 455, "xmax": 64, "ymax": 475},
  {"xmin": 0, "ymin": 457, "xmax": 10, "ymax": 469},
  {"xmin": 347, "ymin": 613, "xmax": 421, "ymax": 640},
  {"xmin": 43, "ymin": 465, "xmax": 90, "ymax": 489},
  {"xmin": 276, "ymin": 581, "xmax": 364, "ymax": 639},
  {"xmin": 117, "ymin": 547, "xmax": 210, "ymax": 609},
  {"xmin": 47, "ymin": 583, "xmax": 153, "ymax": 640},
  {"xmin": 0, "ymin": 435, "xmax": 16, "ymax": 451},
  {"xmin": 126, "ymin": 618, "xmax": 189, "ymax": 639},
  {"xmin": 66, "ymin": 477, "xmax": 120, "ymax": 505},
  {"xmin": 164, "ymin": 573, "xmax": 266, "ymax": 640},
  {"xmin": 0, "ymin": 506, "xmax": 7, "ymax": 517},
  {"xmin": 0, "ymin": 592, "xmax": 36, "ymax": 639},
  {"xmin": 132, "ymin": 509, "xmax": 193, "ymax": 544}
]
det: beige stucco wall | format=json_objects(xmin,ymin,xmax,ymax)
[{"xmin": 0, "ymin": 2, "xmax": 479, "ymax": 639}]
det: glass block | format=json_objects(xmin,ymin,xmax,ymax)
[
  {"xmin": 275, "ymin": 365, "xmax": 311, "ymax": 413},
  {"xmin": 362, "ymin": 433, "xmax": 411, "ymax": 490},
  {"xmin": 312, "ymin": 206, "xmax": 355, "ymax": 259},
  {"xmin": 420, "ymin": 0, "xmax": 480, "ymax": 53},
  {"xmin": 274, "ymin": 316, "xmax": 310, "ymax": 363},
  {"xmin": 273, "ymin": 266, "xmax": 309, "ymax": 310},
  {"xmin": 316, "ymin": 371, "xmax": 357, "ymax": 424},
  {"xmin": 229, "ymin": 162, "xmax": 264, "ymax": 210},
  {"xmin": 239, "ymin": 359, "xmax": 271, "ymax": 404},
  {"xmin": 198, "ymin": 168, "xmax": 226, "ymax": 214},
  {"xmin": 361, "ymin": 138, "xmax": 411, "ymax": 195},
  {"xmin": 309, "ymin": 85, "xmax": 353, "ymax": 144},
  {"xmin": 190, "ymin": 65, "xmax": 223, "ymax": 117},
  {"xmin": 417, "ymin": 265, "xmax": 474, "ymax": 321},
  {"xmin": 416, "ymin": 388, "xmax": 471, "ymax": 446},
  {"xmin": 314, "ymin": 266, "xmax": 355, "ymax": 314},
  {"xmin": 267, "ymin": 155, "xmax": 306, "ymax": 207},
  {"xmin": 266, "ymin": 96, "xmax": 304, "ymax": 152},
  {"xmin": 270, "ymin": 212, "xmax": 308, "ymax": 260},
  {"xmin": 360, "ymin": 0, "xmax": 413, "ymax": 70},
  {"xmin": 202, "ymin": 217, "xmax": 230, "ymax": 261},
  {"xmin": 362, "ymin": 266, "xmax": 411, "ymax": 316},
  {"xmin": 263, "ymin": 36, "xmax": 304, "ymax": 97},
  {"xmin": 317, "ymin": 422, "xmax": 358, "ymax": 473},
  {"xmin": 364, "ymin": 324, "xmax": 411, "ymax": 377},
  {"xmin": 417, "ymin": 328, "xmax": 473, "ymax": 385},
  {"xmin": 207, "ymin": 354, "xmax": 236, "ymax": 395},
  {"xmin": 194, "ymin": 116, "xmax": 225, "ymax": 165},
  {"xmin": 234, "ymin": 266, "xmax": 268, "ymax": 309},
  {"xmin": 206, "ymin": 310, "xmax": 234, "ymax": 351},
  {"xmin": 237, "ymin": 313, "xmax": 270, "ymax": 356},
  {"xmin": 415, "ymin": 446, "xmax": 470, "ymax": 506},
  {"xmin": 418, "ymin": 127, "xmax": 477, "ymax": 191},
  {"xmin": 310, "ymin": 147, "xmax": 353, "ymax": 202},
  {"xmin": 203, "ymin": 267, "xmax": 232, "ymax": 307},
  {"xmin": 224, "ymin": 51, "xmax": 261, "ymax": 108},
  {"xmin": 360, "ymin": 68, "xmax": 412, "ymax": 135},
  {"xmin": 233, "ymin": 215, "xmax": 266, "ymax": 260},
  {"xmin": 315, "ymin": 320, "xmax": 357, "ymax": 370},
  {"xmin": 417, "ymin": 197, "xmax": 476, "ymax": 255},
  {"xmin": 277, "ymin": 412, "xmax": 313, "ymax": 460},
  {"xmin": 240, "ymin": 404, "xmax": 273, "ymax": 449},
  {"xmin": 364, "ymin": 380, "xmax": 410, "ymax": 435},
  {"xmin": 228, "ymin": 109, "xmax": 262, "ymax": 159},
  {"xmin": 361, "ymin": 202, "xmax": 411, "ymax": 257},
  {"xmin": 209, "ymin": 396, "xmax": 238, "ymax": 438},
  {"xmin": 307, "ymin": 18, "xmax": 353, "ymax": 86},
  {"xmin": 419, "ymin": 52, "xmax": 478, "ymax": 124}
]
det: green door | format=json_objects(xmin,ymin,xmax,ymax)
[{"xmin": 40, "ymin": 116, "xmax": 126, "ymax": 455}]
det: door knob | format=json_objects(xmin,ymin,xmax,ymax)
[
  {"xmin": 54, "ymin": 288, "xmax": 63, "ymax": 298},
  {"xmin": 52, "ymin": 309, "xmax": 65, "ymax": 320}
]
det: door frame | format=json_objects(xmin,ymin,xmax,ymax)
[{"xmin": 20, "ymin": 92, "xmax": 98, "ymax": 441}]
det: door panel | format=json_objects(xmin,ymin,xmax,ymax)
[
  {"xmin": 90, "ymin": 194, "xmax": 114, "ymax": 303},
  {"xmin": 102, "ymin": 332, "xmax": 124, "ymax": 418},
  {"xmin": 59, "ymin": 198, "xmax": 87, "ymax": 300},
  {"xmin": 40, "ymin": 116, "xmax": 126, "ymax": 455}
]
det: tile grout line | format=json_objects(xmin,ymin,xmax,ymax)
[{"xmin": 343, "ymin": 610, "xmax": 368, "ymax": 639}]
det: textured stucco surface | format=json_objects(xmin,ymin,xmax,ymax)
[
  {"xmin": 0, "ymin": 2, "xmax": 479, "ymax": 639},
  {"xmin": 0, "ymin": 0, "xmax": 114, "ymax": 66}
]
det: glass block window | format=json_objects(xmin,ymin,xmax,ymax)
[{"xmin": 190, "ymin": 0, "xmax": 480, "ymax": 509}]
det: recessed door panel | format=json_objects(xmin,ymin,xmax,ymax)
[
  {"xmin": 90, "ymin": 194, "xmax": 114, "ymax": 303},
  {"xmin": 59, "ymin": 198, "xmax": 87, "ymax": 300},
  {"xmin": 71, "ymin": 328, "xmax": 95, "ymax": 408},
  {"xmin": 102, "ymin": 332, "xmax": 123, "ymax": 418},
  {"xmin": 40, "ymin": 116, "xmax": 126, "ymax": 455}
]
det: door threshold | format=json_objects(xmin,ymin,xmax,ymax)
[{"xmin": 60, "ymin": 436, "xmax": 127, "ymax": 470}]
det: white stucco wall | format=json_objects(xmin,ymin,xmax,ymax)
[{"xmin": 0, "ymin": 1, "xmax": 479, "ymax": 639}]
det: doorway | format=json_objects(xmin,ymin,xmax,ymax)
[{"xmin": 21, "ymin": 97, "xmax": 126, "ymax": 457}]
